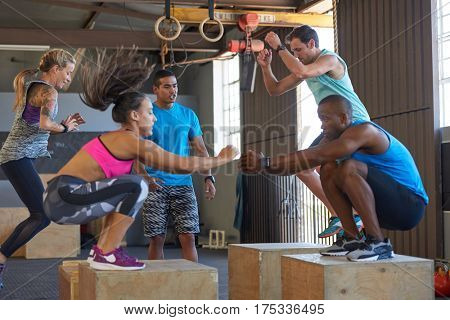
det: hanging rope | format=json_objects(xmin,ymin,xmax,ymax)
[
  {"xmin": 333, "ymin": 0, "xmax": 339, "ymax": 54},
  {"xmin": 199, "ymin": 0, "xmax": 224, "ymax": 42}
]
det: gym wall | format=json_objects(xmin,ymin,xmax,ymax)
[{"xmin": 337, "ymin": 0, "xmax": 442, "ymax": 258}]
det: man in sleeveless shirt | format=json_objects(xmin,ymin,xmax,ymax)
[
  {"xmin": 241, "ymin": 95, "xmax": 428, "ymax": 261},
  {"xmin": 138, "ymin": 69, "xmax": 216, "ymax": 262},
  {"xmin": 257, "ymin": 25, "xmax": 369, "ymax": 238}
]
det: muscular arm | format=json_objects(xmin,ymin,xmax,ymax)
[
  {"xmin": 122, "ymin": 135, "xmax": 236, "ymax": 174},
  {"xmin": 266, "ymin": 136, "xmax": 362, "ymax": 175},
  {"xmin": 241, "ymin": 125, "xmax": 377, "ymax": 176},
  {"xmin": 30, "ymin": 85, "xmax": 66, "ymax": 133},
  {"xmin": 260, "ymin": 65, "xmax": 302, "ymax": 96},
  {"xmin": 190, "ymin": 135, "xmax": 211, "ymax": 176},
  {"xmin": 278, "ymin": 51, "xmax": 339, "ymax": 80}
]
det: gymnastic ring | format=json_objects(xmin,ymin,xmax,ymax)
[
  {"xmin": 199, "ymin": 17, "xmax": 224, "ymax": 43},
  {"xmin": 154, "ymin": 15, "xmax": 182, "ymax": 41}
]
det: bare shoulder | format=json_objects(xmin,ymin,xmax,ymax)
[
  {"xmin": 106, "ymin": 130, "xmax": 144, "ymax": 149},
  {"xmin": 317, "ymin": 54, "xmax": 339, "ymax": 66},
  {"xmin": 28, "ymin": 83, "xmax": 58, "ymax": 107},
  {"xmin": 341, "ymin": 122, "xmax": 380, "ymax": 143}
]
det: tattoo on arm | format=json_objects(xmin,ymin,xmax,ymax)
[
  {"xmin": 40, "ymin": 106, "xmax": 52, "ymax": 117},
  {"xmin": 36, "ymin": 85, "xmax": 62, "ymax": 132}
]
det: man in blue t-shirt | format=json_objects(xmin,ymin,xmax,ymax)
[
  {"xmin": 140, "ymin": 69, "xmax": 216, "ymax": 262},
  {"xmin": 258, "ymin": 25, "xmax": 370, "ymax": 238},
  {"xmin": 241, "ymin": 95, "xmax": 428, "ymax": 261}
]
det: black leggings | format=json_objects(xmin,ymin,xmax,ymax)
[{"xmin": 0, "ymin": 158, "xmax": 50, "ymax": 258}]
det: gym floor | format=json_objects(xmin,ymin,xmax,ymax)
[{"xmin": 0, "ymin": 246, "xmax": 229, "ymax": 300}]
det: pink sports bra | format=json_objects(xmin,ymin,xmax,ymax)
[{"xmin": 82, "ymin": 136, "xmax": 134, "ymax": 178}]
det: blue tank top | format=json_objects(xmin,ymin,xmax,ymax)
[
  {"xmin": 305, "ymin": 49, "xmax": 370, "ymax": 122},
  {"xmin": 350, "ymin": 120, "xmax": 428, "ymax": 204}
]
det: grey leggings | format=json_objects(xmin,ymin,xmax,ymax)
[{"xmin": 43, "ymin": 175, "xmax": 148, "ymax": 225}]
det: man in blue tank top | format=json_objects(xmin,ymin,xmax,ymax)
[
  {"xmin": 258, "ymin": 25, "xmax": 370, "ymax": 238},
  {"xmin": 241, "ymin": 95, "xmax": 428, "ymax": 261}
]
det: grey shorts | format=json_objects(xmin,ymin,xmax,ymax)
[{"xmin": 142, "ymin": 185, "xmax": 199, "ymax": 237}]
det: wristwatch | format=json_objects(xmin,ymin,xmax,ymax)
[
  {"xmin": 205, "ymin": 176, "xmax": 216, "ymax": 184},
  {"xmin": 60, "ymin": 122, "xmax": 68, "ymax": 133},
  {"xmin": 275, "ymin": 44, "xmax": 286, "ymax": 53},
  {"xmin": 262, "ymin": 157, "xmax": 271, "ymax": 170}
]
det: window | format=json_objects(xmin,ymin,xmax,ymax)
[
  {"xmin": 213, "ymin": 55, "xmax": 241, "ymax": 154},
  {"xmin": 439, "ymin": 0, "xmax": 450, "ymax": 127}
]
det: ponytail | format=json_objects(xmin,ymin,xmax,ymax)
[
  {"xmin": 80, "ymin": 48, "xmax": 153, "ymax": 123},
  {"xmin": 12, "ymin": 68, "xmax": 39, "ymax": 112},
  {"xmin": 12, "ymin": 48, "xmax": 75, "ymax": 112}
]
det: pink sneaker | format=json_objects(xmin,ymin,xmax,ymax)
[
  {"xmin": 90, "ymin": 247, "xmax": 145, "ymax": 271},
  {"xmin": 87, "ymin": 245, "xmax": 101, "ymax": 264}
]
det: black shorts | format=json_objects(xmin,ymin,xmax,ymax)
[{"xmin": 366, "ymin": 166, "xmax": 426, "ymax": 231}]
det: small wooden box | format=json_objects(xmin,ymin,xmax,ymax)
[
  {"xmin": 228, "ymin": 243, "xmax": 327, "ymax": 300},
  {"xmin": 0, "ymin": 207, "xmax": 80, "ymax": 259},
  {"xmin": 79, "ymin": 259, "xmax": 218, "ymax": 300},
  {"xmin": 59, "ymin": 260, "xmax": 87, "ymax": 300},
  {"xmin": 281, "ymin": 253, "xmax": 434, "ymax": 300}
]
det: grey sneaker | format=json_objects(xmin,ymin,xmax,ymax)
[
  {"xmin": 347, "ymin": 236, "xmax": 394, "ymax": 262},
  {"xmin": 320, "ymin": 236, "xmax": 364, "ymax": 256}
]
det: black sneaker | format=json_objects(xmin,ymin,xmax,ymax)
[
  {"xmin": 347, "ymin": 236, "xmax": 394, "ymax": 262},
  {"xmin": 320, "ymin": 236, "xmax": 364, "ymax": 256}
]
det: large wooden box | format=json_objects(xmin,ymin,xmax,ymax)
[
  {"xmin": 59, "ymin": 260, "xmax": 87, "ymax": 300},
  {"xmin": 0, "ymin": 207, "xmax": 80, "ymax": 259},
  {"xmin": 228, "ymin": 243, "xmax": 327, "ymax": 300},
  {"xmin": 79, "ymin": 259, "xmax": 218, "ymax": 300},
  {"xmin": 281, "ymin": 253, "xmax": 434, "ymax": 300}
]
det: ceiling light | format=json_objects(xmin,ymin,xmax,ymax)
[{"xmin": 0, "ymin": 45, "xmax": 50, "ymax": 51}]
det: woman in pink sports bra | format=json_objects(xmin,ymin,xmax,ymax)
[{"xmin": 43, "ymin": 49, "xmax": 238, "ymax": 271}]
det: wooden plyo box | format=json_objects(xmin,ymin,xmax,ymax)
[
  {"xmin": 79, "ymin": 259, "xmax": 218, "ymax": 300},
  {"xmin": 228, "ymin": 243, "xmax": 327, "ymax": 300},
  {"xmin": 281, "ymin": 253, "xmax": 434, "ymax": 300},
  {"xmin": 0, "ymin": 207, "xmax": 80, "ymax": 259},
  {"xmin": 59, "ymin": 260, "xmax": 87, "ymax": 300}
]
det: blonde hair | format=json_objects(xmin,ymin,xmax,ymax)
[{"xmin": 12, "ymin": 49, "xmax": 76, "ymax": 112}]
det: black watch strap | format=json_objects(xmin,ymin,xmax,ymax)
[
  {"xmin": 262, "ymin": 157, "xmax": 271, "ymax": 169},
  {"xmin": 60, "ymin": 122, "xmax": 68, "ymax": 133},
  {"xmin": 275, "ymin": 44, "xmax": 286, "ymax": 53},
  {"xmin": 205, "ymin": 175, "xmax": 215, "ymax": 184}
]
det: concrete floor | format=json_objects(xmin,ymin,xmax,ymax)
[{"xmin": 0, "ymin": 246, "xmax": 229, "ymax": 300}]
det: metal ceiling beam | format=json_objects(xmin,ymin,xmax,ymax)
[
  {"xmin": 25, "ymin": 0, "xmax": 159, "ymax": 20},
  {"xmin": 0, "ymin": 28, "xmax": 221, "ymax": 51},
  {"xmin": 26, "ymin": 1, "xmax": 332, "ymax": 28},
  {"xmin": 72, "ymin": 0, "xmax": 299, "ymax": 10},
  {"xmin": 173, "ymin": 8, "xmax": 333, "ymax": 27}
]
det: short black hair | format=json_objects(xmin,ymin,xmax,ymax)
[
  {"xmin": 319, "ymin": 95, "xmax": 353, "ymax": 117},
  {"xmin": 153, "ymin": 69, "xmax": 175, "ymax": 86},
  {"xmin": 285, "ymin": 25, "xmax": 319, "ymax": 48}
]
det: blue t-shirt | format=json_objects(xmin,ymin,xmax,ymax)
[
  {"xmin": 351, "ymin": 120, "xmax": 429, "ymax": 204},
  {"xmin": 145, "ymin": 102, "xmax": 203, "ymax": 186},
  {"xmin": 305, "ymin": 49, "xmax": 371, "ymax": 122}
]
